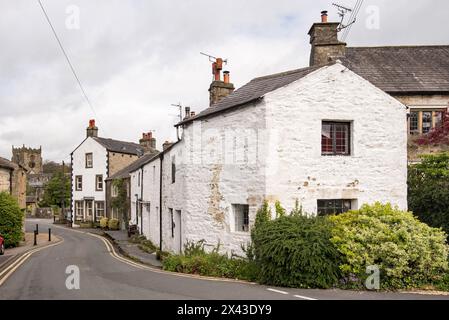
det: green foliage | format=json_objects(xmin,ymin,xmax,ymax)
[
  {"xmin": 162, "ymin": 240, "xmax": 258, "ymax": 281},
  {"xmin": 79, "ymin": 221, "xmax": 93, "ymax": 228},
  {"xmin": 100, "ymin": 217, "xmax": 109, "ymax": 229},
  {"xmin": 39, "ymin": 172, "xmax": 70, "ymax": 208},
  {"xmin": 108, "ymin": 218, "xmax": 120, "ymax": 230},
  {"xmin": 408, "ymin": 153, "xmax": 449, "ymax": 237},
  {"xmin": 253, "ymin": 200, "xmax": 271, "ymax": 231},
  {"xmin": 0, "ymin": 192, "xmax": 24, "ymax": 247},
  {"xmin": 251, "ymin": 214, "xmax": 343, "ymax": 288},
  {"xmin": 329, "ymin": 202, "xmax": 449, "ymax": 289},
  {"xmin": 275, "ymin": 201, "xmax": 286, "ymax": 218},
  {"xmin": 111, "ymin": 178, "xmax": 129, "ymax": 231},
  {"xmin": 290, "ymin": 199, "xmax": 304, "ymax": 217},
  {"xmin": 156, "ymin": 249, "xmax": 170, "ymax": 261},
  {"xmin": 129, "ymin": 234, "xmax": 146, "ymax": 244}
]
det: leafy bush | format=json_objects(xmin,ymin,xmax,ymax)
[
  {"xmin": 162, "ymin": 240, "xmax": 258, "ymax": 281},
  {"xmin": 274, "ymin": 201, "xmax": 286, "ymax": 218},
  {"xmin": 408, "ymin": 153, "xmax": 449, "ymax": 237},
  {"xmin": 108, "ymin": 218, "xmax": 119, "ymax": 230},
  {"xmin": 0, "ymin": 192, "xmax": 24, "ymax": 247},
  {"xmin": 129, "ymin": 234, "xmax": 146, "ymax": 244},
  {"xmin": 100, "ymin": 217, "xmax": 109, "ymax": 229},
  {"xmin": 251, "ymin": 214, "xmax": 343, "ymax": 288},
  {"xmin": 329, "ymin": 202, "xmax": 449, "ymax": 289}
]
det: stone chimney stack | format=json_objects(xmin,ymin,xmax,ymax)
[
  {"xmin": 209, "ymin": 58, "xmax": 235, "ymax": 106},
  {"xmin": 139, "ymin": 132, "xmax": 157, "ymax": 153},
  {"xmin": 86, "ymin": 119, "xmax": 98, "ymax": 138},
  {"xmin": 308, "ymin": 10, "xmax": 346, "ymax": 66},
  {"xmin": 162, "ymin": 141, "xmax": 173, "ymax": 151}
]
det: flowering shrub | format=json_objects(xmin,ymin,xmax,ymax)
[{"xmin": 329, "ymin": 203, "xmax": 449, "ymax": 289}]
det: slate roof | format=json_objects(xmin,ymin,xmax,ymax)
[
  {"xmin": 342, "ymin": 45, "xmax": 449, "ymax": 94},
  {"xmin": 0, "ymin": 157, "xmax": 17, "ymax": 170},
  {"xmin": 177, "ymin": 64, "xmax": 324, "ymax": 126},
  {"xmin": 177, "ymin": 45, "xmax": 449, "ymax": 127},
  {"xmin": 93, "ymin": 137, "xmax": 144, "ymax": 156},
  {"xmin": 106, "ymin": 151, "xmax": 160, "ymax": 181}
]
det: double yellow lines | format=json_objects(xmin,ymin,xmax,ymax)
[{"xmin": 0, "ymin": 239, "xmax": 63, "ymax": 286}]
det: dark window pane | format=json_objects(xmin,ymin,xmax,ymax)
[
  {"xmin": 322, "ymin": 122, "xmax": 350, "ymax": 155},
  {"xmin": 422, "ymin": 112, "xmax": 432, "ymax": 134},
  {"xmin": 410, "ymin": 112, "xmax": 419, "ymax": 134},
  {"xmin": 317, "ymin": 199, "xmax": 352, "ymax": 216}
]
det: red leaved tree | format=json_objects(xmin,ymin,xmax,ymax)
[{"xmin": 415, "ymin": 110, "xmax": 449, "ymax": 145}]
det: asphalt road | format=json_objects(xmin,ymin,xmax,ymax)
[{"xmin": 0, "ymin": 219, "xmax": 448, "ymax": 300}]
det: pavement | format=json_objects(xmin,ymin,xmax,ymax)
[
  {"xmin": 0, "ymin": 226, "xmax": 61, "ymax": 269},
  {"xmin": 1, "ymin": 218, "xmax": 449, "ymax": 300}
]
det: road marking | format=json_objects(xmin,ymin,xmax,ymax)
[
  {"xmin": 267, "ymin": 288, "xmax": 289, "ymax": 295},
  {"xmin": 294, "ymin": 294, "xmax": 317, "ymax": 300},
  {"xmin": 0, "ymin": 239, "xmax": 63, "ymax": 287}
]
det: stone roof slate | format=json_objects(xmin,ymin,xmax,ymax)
[
  {"xmin": 342, "ymin": 45, "xmax": 449, "ymax": 94},
  {"xmin": 106, "ymin": 151, "xmax": 160, "ymax": 181},
  {"xmin": 93, "ymin": 137, "xmax": 144, "ymax": 156},
  {"xmin": 0, "ymin": 157, "xmax": 17, "ymax": 170},
  {"xmin": 177, "ymin": 64, "xmax": 323, "ymax": 126}
]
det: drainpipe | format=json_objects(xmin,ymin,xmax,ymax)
[
  {"xmin": 9, "ymin": 169, "xmax": 13, "ymax": 194},
  {"xmin": 140, "ymin": 168, "xmax": 144, "ymax": 235},
  {"xmin": 159, "ymin": 153, "xmax": 164, "ymax": 252}
]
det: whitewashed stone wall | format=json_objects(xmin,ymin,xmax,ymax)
[
  {"xmin": 133, "ymin": 62, "xmax": 407, "ymax": 256},
  {"xmin": 264, "ymin": 63, "xmax": 408, "ymax": 214}
]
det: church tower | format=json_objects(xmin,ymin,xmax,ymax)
[{"xmin": 11, "ymin": 145, "xmax": 43, "ymax": 174}]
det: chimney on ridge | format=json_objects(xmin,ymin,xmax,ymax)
[
  {"xmin": 308, "ymin": 10, "xmax": 346, "ymax": 66},
  {"xmin": 86, "ymin": 119, "xmax": 98, "ymax": 138},
  {"xmin": 208, "ymin": 58, "xmax": 235, "ymax": 106},
  {"xmin": 139, "ymin": 132, "xmax": 157, "ymax": 153}
]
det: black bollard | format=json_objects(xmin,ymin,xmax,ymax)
[
  {"xmin": 48, "ymin": 228, "xmax": 51, "ymax": 242},
  {"xmin": 35, "ymin": 224, "xmax": 39, "ymax": 235},
  {"xmin": 34, "ymin": 230, "xmax": 37, "ymax": 246}
]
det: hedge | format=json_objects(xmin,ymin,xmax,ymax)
[{"xmin": 0, "ymin": 192, "xmax": 24, "ymax": 247}]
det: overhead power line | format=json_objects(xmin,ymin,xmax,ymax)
[
  {"xmin": 341, "ymin": 0, "xmax": 364, "ymax": 42},
  {"xmin": 37, "ymin": 0, "xmax": 101, "ymax": 124}
]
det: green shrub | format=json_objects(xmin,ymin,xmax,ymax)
[
  {"xmin": 275, "ymin": 201, "xmax": 286, "ymax": 218},
  {"xmin": 408, "ymin": 153, "xmax": 449, "ymax": 238},
  {"xmin": 79, "ymin": 221, "xmax": 93, "ymax": 228},
  {"xmin": 0, "ymin": 192, "xmax": 24, "ymax": 248},
  {"xmin": 100, "ymin": 217, "xmax": 109, "ymax": 229},
  {"xmin": 329, "ymin": 202, "xmax": 449, "ymax": 289},
  {"xmin": 108, "ymin": 218, "xmax": 119, "ymax": 230},
  {"xmin": 138, "ymin": 239, "xmax": 157, "ymax": 254},
  {"xmin": 162, "ymin": 240, "xmax": 258, "ymax": 281},
  {"xmin": 251, "ymin": 214, "xmax": 343, "ymax": 288},
  {"xmin": 129, "ymin": 234, "xmax": 146, "ymax": 243}
]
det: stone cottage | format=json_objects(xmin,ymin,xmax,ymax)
[
  {"xmin": 0, "ymin": 156, "xmax": 27, "ymax": 209},
  {"xmin": 130, "ymin": 60, "xmax": 407, "ymax": 255},
  {"xmin": 129, "ymin": 10, "xmax": 449, "ymax": 255}
]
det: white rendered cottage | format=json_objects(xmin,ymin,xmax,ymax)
[
  {"xmin": 70, "ymin": 120, "xmax": 145, "ymax": 224},
  {"xmin": 130, "ymin": 61, "xmax": 407, "ymax": 255}
]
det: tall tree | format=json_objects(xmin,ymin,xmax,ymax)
[{"xmin": 39, "ymin": 172, "xmax": 70, "ymax": 208}]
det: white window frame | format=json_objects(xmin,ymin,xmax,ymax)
[
  {"xmin": 96, "ymin": 175, "xmax": 103, "ymax": 191},
  {"xmin": 85, "ymin": 153, "xmax": 93, "ymax": 168},
  {"xmin": 75, "ymin": 176, "xmax": 82, "ymax": 191},
  {"xmin": 95, "ymin": 201, "xmax": 105, "ymax": 218}
]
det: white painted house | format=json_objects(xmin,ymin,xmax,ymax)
[
  {"xmin": 130, "ymin": 61, "xmax": 407, "ymax": 255},
  {"xmin": 70, "ymin": 120, "xmax": 145, "ymax": 224}
]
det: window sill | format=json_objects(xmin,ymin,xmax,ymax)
[{"xmin": 231, "ymin": 231, "xmax": 250, "ymax": 235}]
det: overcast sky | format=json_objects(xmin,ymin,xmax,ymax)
[{"xmin": 1, "ymin": 0, "xmax": 448, "ymax": 162}]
